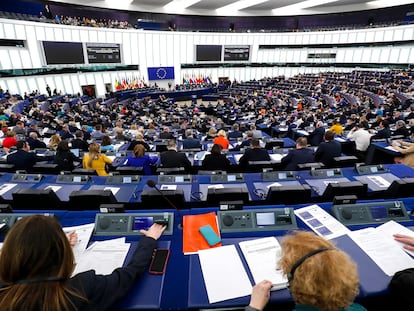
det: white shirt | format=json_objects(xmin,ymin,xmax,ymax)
[{"xmin": 347, "ymin": 128, "xmax": 372, "ymax": 152}]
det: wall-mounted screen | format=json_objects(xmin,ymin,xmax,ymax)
[
  {"xmin": 42, "ymin": 41, "xmax": 84, "ymax": 65},
  {"xmin": 224, "ymin": 46, "xmax": 250, "ymax": 61},
  {"xmin": 86, "ymin": 43, "xmax": 121, "ymax": 64},
  {"xmin": 196, "ymin": 45, "xmax": 222, "ymax": 61}
]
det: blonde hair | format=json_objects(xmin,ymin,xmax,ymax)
[
  {"xmin": 279, "ymin": 231, "xmax": 359, "ymax": 311},
  {"xmin": 208, "ymin": 127, "xmax": 217, "ymax": 137},
  {"xmin": 48, "ymin": 134, "xmax": 61, "ymax": 149},
  {"xmin": 217, "ymin": 129, "xmax": 226, "ymax": 137},
  {"xmin": 87, "ymin": 143, "xmax": 101, "ymax": 167}
]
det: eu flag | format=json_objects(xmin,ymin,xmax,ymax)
[{"xmin": 147, "ymin": 66, "xmax": 175, "ymax": 80}]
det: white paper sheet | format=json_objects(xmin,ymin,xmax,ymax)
[
  {"xmin": 366, "ymin": 175, "xmax": 391, "ymax": 188},
  {"xmin": 62, "ymin": 223, "xmax": 95, "ymax": 261},
  {"xmin": 267, "ymin": 182, "xmax": 282, "ymax": 189},
  {"xmin": 294, "ymin": 204, "xmax": 351, "ymax": 240},
  {"xmin": 103, "ymin": 186, "xmax": 120, "ymax": 195},
  {"xmin": 198, "ymin": 245, "xmax": 252, "ymax": 303},
  {"xmin": 45, "ymin": 185, "xmax": 62, "ymax": 192},
  {"xmin": 73, "ymin": 237, "xmax": 130, "ymax": 275},
  {"xmin": 160, "ymin": 184, "xmax": 177, "ymax": 190},
  {"xmin": 348, "ymin": 227, "xmax": 414, "ymax": 276},
  {"xmin": 239, "ymin": 237, "xmax": 288, "ymax": 290},
  {"xmin": 376, "ymin": 220, "xmax": 414, "ymax": 257},
  {"xmin": 269, "ymin": 153, "xmax": 284, "ymax": 162}
]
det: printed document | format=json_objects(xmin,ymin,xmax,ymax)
[
  {"xmin": 348, "ymin": 227, "xmax": 414, "ymax": 276},
  {"xmin": 239, "ymin": 237, "xmax": 288, "ymax": 290},
  {"xmin": 295, "ymin": 204, "xmax": 351, "ymax": 240},
  {"xmin": 198, "ymin": 245, "xmax": 252, "ymax": 303},
  {"xmin": 375, "ymin": 220, "xmax": 414, "ymax": 257},
  {"xmin": 63, "ymin": 223, "xmax": 95, "ymax": 260}
]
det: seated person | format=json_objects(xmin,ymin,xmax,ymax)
[
  {"xmin": 227, "ymin": 123, "xmax": 243, "ymax": 139},
  {"xmin": 70, "ymin": 130, "xmax": 89, "ymax": 151},
  {"xmin": 308, "ymin": 121, "xmax": 325, "ymax": 146},
  {"xmin": 201, "ymin": 143, "xmax": 231, "ymax": 172},
  {"xmin": 213, "ymin": 129, "xmax": 230, "ymax": 150},
  {"xmin": 232, "ymin": 131, "xmax": 254, "ymax": 151},
  {"xmin": 390, "ymin": 234, "xmax": 414, "ymax": 308},
  {"xmin": 393, "ymin": 120, "xmax": 410, "ymax": 138},
  {"xmin": 329, "ymin": 119, "xmax": 343, "ymax": 135},
  {"xmin": 48, "ymin": 134, "xmax": 61, "ymax": 151},
  {"xmin": 250, "ymin": 124, "xmax": 263, "ymax": 139},
  {"xmin": 159, "ymin": 126, "xmax": 174, "ymax": 140},
  {"xmin": 6, "ymin": 140, "xmax": 51, "ymax": 171},
  {"xmin": 128, "ymin": 132, "xmax": 150, "ymax": 151},
  {"xmin": 124, "ymin": 144, "xmax": 158, "ymax": 175},
  {"xmin": 182, "ymin": 129, "xmax": 201, "ymax": 149},
  {"xmin": 246, "ymin": 231, "xmax": 365, "ymax": 311},
  {"xmin": 238, "ymin": 138, "xmax": 270, "ymax": 167},
  {"xmin": 160, "ymin": 139, "xmax": 191, "ymax": 172},
  {"xmin": 27, "ymin": 132, "xmax": 47, "ymax": 150},
  {"xmin": 314, "ymin": 130, "xmax": 342, "ymax": 167},
  {"xmin": 280, "ymin": 137, "xmax": 314, "ymax": 170},
  {"xmin": 2, "ymin": 131, "xmax": 18, "ymax": 150},
  {"xmin": 82, "ymin": 143, "xmax": 113, "ymax": 176},
  {"xmin": 392, "ymin": 139, "xmax": 414, "ymax": 167},
  {"xmin": 100, "ymin": 135, "xmax": 115, "ymax": 153},
  {"xmin": 370, "ymin": 119, "xmax": 391, "ymax": 141},
  {"xmin": 54, "ymin": 140, "xmax": 79, "ymax": 172}
]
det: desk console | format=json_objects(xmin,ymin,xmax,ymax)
[
  {"xmin": 158, "ymin": 175, "xmax": 191, "ymax": 183},
  {"xmin": 56, "ymin": 175, "xmax": 91, "ymax": 183},
  {"xmin": 211, "ymin": 173, "xmax": 244, "ymax": 183},
  {"xmin": 11, "ymin": 173, "xmax": 43, "ymax": 182},
  {"xmin": 331, "ymin": 201, "xmax": 410, "ymax": 225},
  {"xmin": 106, "ymin": 175, "xmax": 140, "ymax": 184},
  {"xmin": 310, "ymin": 168, "xmax": 342, "ymax": 178},
  {"xmin": 218, "ymin": 208, "xmax": 297, "ymax": 233},
  {"xmin": 355, "ymin": 164, "xmax": 386, "ymax": 175},
  {"xmin": 94, "ymin": 212, "xmax": 174, "ymax": 236},
  {"xmin": 0, "ymin": 212, "xmax": 53, "ymax": 232},
  {"xmin": 262, "ymin": 171, "xmax": 295, "ymax": 181}
]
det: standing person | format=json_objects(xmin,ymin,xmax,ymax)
[
  {"xmin": 82, "ymin": 143, "xmax": 113, "ymax": 176},
  {"xmin": 46, "ymin": 84, "xmax": 52, "ymax": 97},
  {"xmin": 280, "ymin": 137, "xmax": 314, "ymax": 170},
  {"xmin": 245, "ymin": 231, "xmax": 366, "ymax": 311},
  {"xmin": 0, "ymin": 215, "xmax": 165, "ymax": 311},
  {"xmin": 314, "ymin": 130, "xmax": 342, "ymax": 168},
  {"xmin": 124, "ymin": 144, "xmax": 158, "ymax": 175}
]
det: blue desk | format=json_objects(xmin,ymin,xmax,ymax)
[{"xmin": 365, "ymin": 142, "xmax": 401, "ymax": 165}]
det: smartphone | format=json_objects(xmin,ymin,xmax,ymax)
[
  {"xmin": 149, "ymin": 248, "xmax": 170, "ymax": 275},
  {"xmin": 199, "ymin": 224, "xmax": 221, "ymax": 246}
]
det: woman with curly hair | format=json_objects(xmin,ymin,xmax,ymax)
[{"xmin": 246, "ymin": 231, "xmax": 365, "ymax": 311}]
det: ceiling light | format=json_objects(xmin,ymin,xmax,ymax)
[
  {"xmin": 216, "ymin": 0, "xmax": 268, "ymax": 15},
  {"xmin": 163, "ymin": 0, "xmax": 202, "ymax": 12}
]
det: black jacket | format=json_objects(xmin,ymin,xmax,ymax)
[
  {"xmin": 314, "ymin": 141, "xmax": 342, "ymax": 167},
  {"xmin": 280, "ymin": 148, "xmax": 314, "ymax": 170},
  {"xmin": 202, "ymin": 153, "xmax": 231, "ymax": 171},
  {"xmin": 238, "ymin": 148, "xmax": 271, "ymax": 167},
  {"xmin": 160, "ymin": 150, "xmax": 191, "ymax": 171}
]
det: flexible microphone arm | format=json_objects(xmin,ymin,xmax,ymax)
[{"xmin": 146, "ymin": 179, "xmax": 183, "ymax": 229}]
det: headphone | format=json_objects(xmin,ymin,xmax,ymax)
[
  {"xmin": 253, "ymin": 188, "xmax": 266, "ymax": 200},
  {"xmin": 287, "ymin": 247, "xmax": 335, "ymax": 282}
]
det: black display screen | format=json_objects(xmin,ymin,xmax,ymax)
[
  {"xmin": 86, "ymin": 43, "xmax": 121, "ymax": 63},
  {"xmin": 42, "ymin": 41, "xmax": 84, "ymax": 65},
  {"xmin": 196, "ymin": 45, "xmax": 222, "ymax": 61},
  {"xmin": 224, "ymin": 46, "xmax": 250, "ymax": 61}
]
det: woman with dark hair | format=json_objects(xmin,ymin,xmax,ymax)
[
  {"xmin": 0, "ymin": 215, "xmax": 165, "ymax": 311},
  {"xmin": 54, "ymin": 140, "xmax": 79, "ymax": 171},
  {"xmin": 201, "ymin": 143, "xmax": 231, "ymax": 172},
  {"xmin": 125, "ymin": 144, "xmax": 158, "ymax": 175},
  {"xmin": 100, "ymin": 135, "xmax": 115, "ymax": 152}
]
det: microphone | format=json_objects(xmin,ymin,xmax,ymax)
[{"xmin": 146, "ymin": 179, "xmax": 183, "ymax": 229}]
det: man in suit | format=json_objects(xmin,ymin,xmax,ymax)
[
  {"xmin": 6, "ymin": 140, "xmax": 46, "ymax": 171},
  {"xmin": 182, "ymin": 129, "xmax": 201, "ymax": 149},
  {"xmin": 238, "ymin": 138, "xmax": 271, "ymax": 167},
  {"xmin": 70, "ymin": 130, "xmax": 90, "ymax": 151},
  {"xmin": 160, "ymin": 139, "xmax": 192, "ymax": 172},
  {"xmin": 159, "ymin": 126, "xmax": 175, "ymax": 140},
  {"xmin": 27, "ymin": 132, "xmax": 47, "ymax": 150},
  {"xmin": 370, "ymin": 119, "xmax": 391, "ymax": 141},
  {"xmin": 314, "ymin": 130, "xmax": 342, "ymax": 167},
  {"xmin": 280, "ymin": 137, "xmax": 314, "ymax": 170},
  {"xmin": 227, "ymin": 123, "xmax": 243, "ymax": 140},
  {"xmin": 308, "ymin": 121, "xmax": 325, "ymax": 146}
]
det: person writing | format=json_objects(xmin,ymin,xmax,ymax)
[
  {"xmin": 390, "ymin": 234, "xmax": 414, "ymax": 308},
  {"xmin": 246, "ymin": 231, "xmax": 366, "ymax": 311},
  {"xmin": 0, "ymin": 215, "xmax": 165, "ymax": 311},
  {"xmin": 82, "ymin": 143, "xmax": 113, "ymax": 176}
]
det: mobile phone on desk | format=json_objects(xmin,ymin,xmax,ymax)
[{"xmin": 149, "ymin": 248, "xmax": 170, "ymax": 275}]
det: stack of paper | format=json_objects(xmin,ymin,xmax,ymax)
[{"xmin": 239, "ymin": 237, "xmax": 288, "ymax": 290}]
